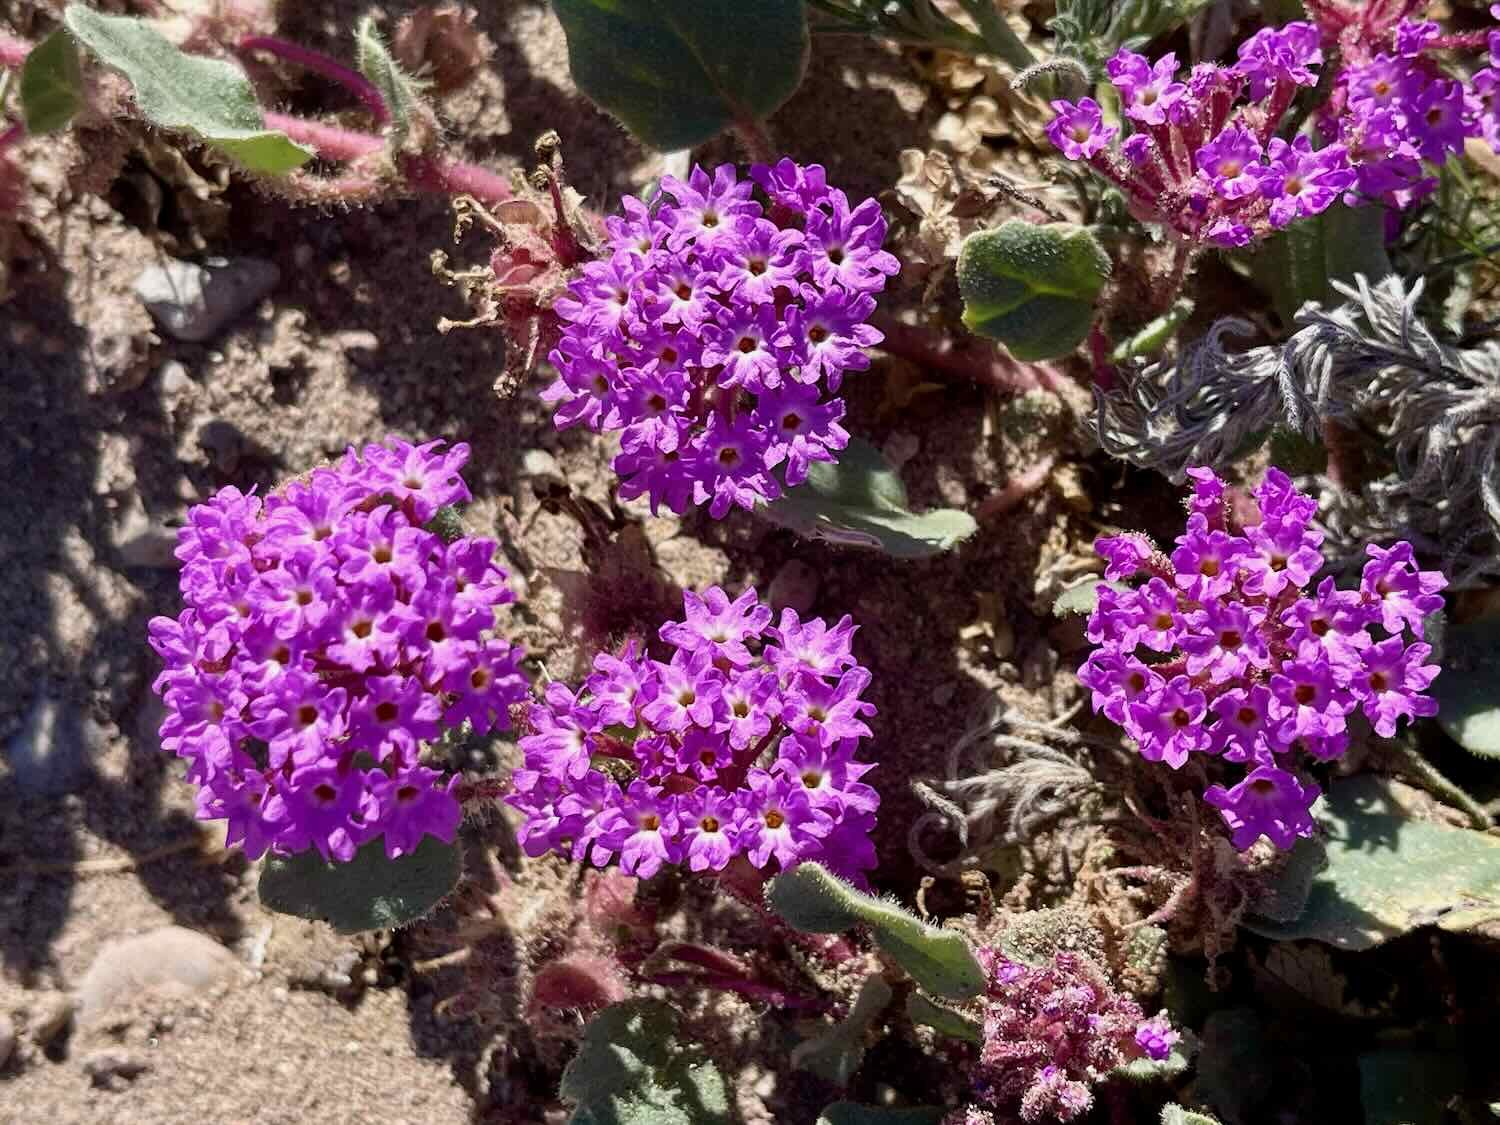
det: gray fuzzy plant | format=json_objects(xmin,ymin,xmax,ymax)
[{"xmin": 1094, "ymin": 275, "xmax": 1500, "ymax": 587}]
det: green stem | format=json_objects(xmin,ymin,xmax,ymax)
[{"xmin": 1392, "ymin": 740, "xmax": 1494, "ymax": 831}]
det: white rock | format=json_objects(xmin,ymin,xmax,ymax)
[
  {"xmin": 134, "ymin": 257, "xmax": 280, "ymax": 343},
  {"xmin": 4, "ymin": 695, "xmax": 99, "ymax": 797},
  {"xmin": 78, "ymin": 927, "xmax": 241, "ymax": 1027}
]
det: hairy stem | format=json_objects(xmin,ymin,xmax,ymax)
[
  {"xmin": 0, "ymin": 35, "xmax": 28, "ymax": 70},
  {"xmin": 975, "ymin": 455, "xmax": 1057, "ymax": 520},
  {"xmin": 239, "ymin": 35, "xmax": 390, "ymax": 124},
  {"xmin": 873, "ymin": 312, "xmax": 1068, "ymax": 396},
  {"xmin": 641, "ymin": 970, "xmax": 830, "ymax": 1011}
]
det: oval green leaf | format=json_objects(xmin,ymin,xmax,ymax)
[
  {"xmin": 760, "ymin": 436, "xmax": 978, "ymax": 559},
  {"xmin": 63, "ymin": 5, "xmax": 313, "ymax": 174},
  {"xmin": 258, "ymin": 834, "xmax": 461, "ymax": 933},
  {"xmin": 550, "ymin": 0, "xmax": 808, "ymax": 151},
  {"xmin": 1432, "ymin": 616, "xmax": 1500, "ymax": 757},
  {"xmin": 20, "ymin": 28, "xmax": 84, "ymax": 135},
  {"xmin": 958, "ymin": 219, "xmax": 1110, "ymax": 361}
]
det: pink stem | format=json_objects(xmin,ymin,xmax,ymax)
[
  {"xmin": 263, "ymin": 111, "xmax": 383, "ymax": 161},
  {"xmin": 0, "ymin": 34, "xmax": 29, "ymax": 69},
  {"xmin": 401, "ymin": 154, "xmax": 515, "ymax": 205},
  {"xmin": 0, "ymin": 122, "xmax": 24, "ymax": 154},
  {"xmin": 873, "ymin": 312, "xmax": 1068, "ymax": 396},
  {"xmin": 239, "ymin": 35, "xmax": 389, "ymax": 125},
  {"xmin": 975, "ymin": 455, "xmax": 1057, "ymax": 521}
]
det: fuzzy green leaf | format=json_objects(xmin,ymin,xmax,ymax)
[
  {"xmin": 561, "ymin": 1000, "xmax": 731, "ymax": 1125},
  {"xmin": 1243, "ymin": 774, "xmax": 1500, "ymax": 949},
  {"xmin": 550, "ymin": 0, "xmax": 808, "ymax": 151},
  {"xmin": 63, "ymin": 5, "xmax": 312, "ymax": 173},
  {"xmin": 354, "ymin": 16, "xmax": 421, "ymax": 153},
  {"xmin": 817, "ymin": 1106, "xmax": 944, "ymax": 1125},
  {"xmin": 1160, "ymin": 1106, "xmax": 1222, "ymax": 1125},
  {"xmin": 958, "ymin": 220, "xmax": 1110, "ymax": 360},
  {"xmin": 905, "ymin": 993, "xmax": 981, "ymax": 1044},
  {"xmin": 767, "ymin": 863, "xmax": 985, "ymax": 999},
  {"xmin": 258, "ymin": 834, "xmax": 460, "ymax": 933},
  {"xmin": 1052, "ymin": 578, "xmax": 1125, "ymax": 618},
  {"xmin": 1432, "ymin": 617, "xmax": 1500, "ymax": 758},
  {"xmin": 19, "ymin": 28, "xmax": 84, "ymax": 135},
  {"xmin": 761, "ymin": 437, "xmax": 977, "ymax": 559}
]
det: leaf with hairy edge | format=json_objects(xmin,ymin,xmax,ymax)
[
  {"xmin": 1243, "ymin": 775, "xmax": 1500, "ymax": 949},
  {"xmin": 767, "ymin": 862, "xmax": 986, "ymax": 999},
  {"xmin": 550, "ymin": 0, "xmax": 808, "ymax": 151},
  {"xmin": 63, "ymin": 5, "xmax": 312, "ymax": 174},
  {"xmin": 258, "ymin": 835, "xmax": 460, "ymax": 933},
  {"xmin": 791, "ymin": 975, "xmax": 892, "ymax": 1085},
  {"xmin": 905, "ymin": 993, "xmax": 980, "ymax": 1044},
  {"xmin": 958, "ymin": 220, "xmax": 1110, "ymax": 361},
  {"xmin": 19, "ymin": 28, "xmax": 84, "ymax": 135},
  {"xmin": 761, "ymin": 437, "xmax": 978, "ymax": 559},
  {"xmin": 561, "ymin": 1000, "xmax": 732, "ymax": 1125},
  {"xmin": 354, "ymin": 16, "xmax": 422, "ymax": 152}
]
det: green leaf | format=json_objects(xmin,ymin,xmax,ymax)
[
  {"xmin": 1160, "ymin": 1106, "xmax": 1223, "ymax": 1125},
  {"xmin": 1109, "ymin": 298, "xmax": 1194, "ymax": 363},
  {"xmin": 550, "ymin": 0, "xmax": 808, "ymax": 151},
  {"xmin": 1432, "ymin": 616, "xmax": 1500, "ymax": 758},
  {"xmin": 19, "ymin": 28, "xmax": 84, "ymax": 135},
  {"xmin": 760, "ymin": 437, "xmax": 977, "ymax": 559},
  {"xmin": 817, "ymin": 1105, "xmax": 944, "ymax": 1125},
  {"xmin": 791, "ymin": 975, "xmax": 892, "ymax": 1085},
  {"xmin": 766, "ymin": 862, "xmax": 986, "ymax": 999},
  {"xmin": 561, "ymin": 1000, "xmax": 732, "ymax": 1125},
  {"xmin": 63, "ymin": 5, "xmax": 312, "ymax": 174},
  {"xmin": 1243, "ymin": 774, "xmax": 1500, "ymax": 949},
  {"xmin": 1359, "ymin": 1049, "xmax": 1466, "ymax": 1125},
  {"xmin": 258, "ymin": 834, "xmax": 461, "ymax": 933},
  {"xmin": 958, "ymin": 220, "xmax": 1110, "ymax": 361},
  {"xmin": 1251, "ymin": 204, "xmax": 1392, "ymax": 323},
  {"xmin": 354, "ymin": 16, "xmax": 421, "ymax": 152},
  {"xmin": 904, "ymin": 993, "xmax": 980, "ymax": 1044},
  {"xmin": 1113, "ymin": 1027, "xmax": 1197, "ymax": 1083}
]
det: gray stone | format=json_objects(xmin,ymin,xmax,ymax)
[
  {"xmin": 158, "ymin": 360, "xmax": 193, "ymax": 397},
  {"xmin": 768, "ymin": 559, "xmax": 819, "ymax": 616},
  {"xmin": 134, "ymin": 256, "xmax": 280, "ymax": 343},
  {"xmin": 4, "ymin": 695, "xmax": 99, "ymax": 797},
  {"xmin": 78, "ymin": 926, "xmax": 240, "ymax": 1027},
  {"xmin": 197, "ymin": 419, "xmax": 245, "ymax": 474},
  {"xmin": 0, "ymin": 1013, "xmax": 15, "ymax": 1069},
  {"xmin": 83, "ymin": 1047, "xmax": 150, "ymax": 1088},
  {"xmin": 112, "ymin": 505, "xmax": 180, "ymax": 569},
  {"xmin": 519, "ymin": 449, "xmax": 560, "ymax": 478}
]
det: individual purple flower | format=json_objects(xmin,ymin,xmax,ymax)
[
  {"xmin": 1195, "ymin": 124, "xmax": 1265, "ymax": 200},
  {"xmin": 1257, "ymin": 137, "xmax": 1356, "ymax": 228},
  {"xmin": 509, "ymin": 587, "xmax": 879, "ymax": 880},
  {"xmin": 1232, "ymin": 21, "xmax": 1323, "ymax": 100},
  {"xmin": 1360, "ymin": 542, "xmax": 1447, "ymax": 635},
  {"xmin": 1180, "ymin": 599, "xmax": 1269, "ymax": 682},
  {"xmin": 1130, "ymin": 676, "xmax": 1210, "ymax": 768},
  {"xmin": 1115, "ymin": 51, "xmax": 1186, "ymax": 125},
  {"xmin": 149, "ymin": 438, "xmax": 526, "ymax": 862},
  {"xmin": 547, "ymin": 159, "xmax": 892, "ymax": 518},
  {"xmin": 1353, "ymin": 638, "xmax": 1440, "ymax": 737},
  {"xmin": 1135, "ymin": 1013, "xmax": 1180, "ymax": 1061},
  {"xmin": 1204, "ymin": 765, "xmax": 1320, "ymax": 850},
  {"xmin": 1046, "ymin": 98, "xmax": 1117, "ymax": 160}
]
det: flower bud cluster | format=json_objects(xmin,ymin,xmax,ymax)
[
  {"xmin": 1081, "ymin": 467, "xmax": 1446, "ymax": 850},
  {"xmin": 148, "ymin": 438, "xmax": 527, "ymax": 862},
  {"xmin": 544, "ymin": 159, "xmax": 896, "ymax": 518},
  {"xmin": 947, "ymin": 949, "xmax": 1176, "ymax": 1125},
  {"xmin": 508, "ymin": 586, "xmax": 881, "ymax": 881},
  {"xmin": 1046, "ymin": 14, "xmax": 1500, "ymax": 246}
]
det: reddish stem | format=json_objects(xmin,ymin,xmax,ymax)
[
  {"xmin": 975, "ymin": 455, "xmax": 1056, "ymax": 521},
  {"xmin": 401, "ymin": 153, "xmax": 515, "ymax": 205},
  {"xmin": 873, "ymin": 312, "xmax": 1068, "ymax": 397},
  {"xmin": 240, "ymin": 35, "xmax": 390, "ymax": 125},
  {"xmin": 264, "ymin": 110, "xmax": 383, "ymax": 161},
  {"xmin": 0, "ymin": 121, "xmax": 24, "ymax": 155},
  {"xmin": 0, "ymin": 34, "xmax": 28, "ymax": 69}
]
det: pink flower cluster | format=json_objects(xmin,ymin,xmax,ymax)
[
  {"xmin": 1080, "ymin": 467, "xmax": 1446, "ymax": 851},
  {"xmin": 946, "ymin": 949, "xmax": 1176, "ymax": 1125},
  {"xmin": 148, "ymin": 438, "xmax": 528, "ymax": 862},
  {"xmin": 544, "ymin": 159, "xmax": 896, "ymax": 518},
  {"xmin": 1046, "ymin": 13, "xmax": 1500, "ymax": 247},
  {"xmin": 508, "ymin": 586, "xmax": 881, "ymax": 881}
]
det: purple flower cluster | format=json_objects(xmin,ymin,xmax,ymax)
[
  {"xmin": 1330, "ymin": 7, "xmax": 1500, "ymax": 207},
  {"xmin": 147, "ymin": 439, "xmax": 528, "ymax": 862},
  {"xmin": 507, "ymin": 586, "xmax": 880, "ymax": 881},
  {"xmin": 544, "ymin": 159, "xmax": 896, "ymax": 518},
  {"xmin": 948, "ymin": 949, "xmax": 1176, "ymax": 1125},
  {"xmin": 1047, "ymin": 13, "xmax": 1500, "ymax": 246},
  {"xmin": 1080, "ymin": 467, "xmax": 1446, "ymax": 851}
]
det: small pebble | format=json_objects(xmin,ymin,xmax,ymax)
[
  {"xmin": 0, "ymin": 1013, "xmax": 16, "ymax": 1069},
  {"xmin": 78, "ymin": 927, "xmax": 240, "ymax": 1027},
  {"xmin": 112, "ymin": 505, "xmax": 180, "ymax": 569},
  {"xmin": 83, "ymin": 1047, "xmax": 150, "ymax": 1088},
  {"xmin": 158, "ymin": 360, "xmax": 193, "ymax": 398},
  {"xmin": 29, "ymin": 994, "xmax": 74, "ymax": 1049},
  {"xmin": 197, "ymin": 419, "xmax": 246, "ymax": 474},
  {"xmin": 134, "ymin": 256, "xmax": 280, "ymax": 343},
  {"xmin": 4, "ymin": 696, "xmax": 99, "ymax": 797}
]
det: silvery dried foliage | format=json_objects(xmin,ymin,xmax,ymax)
[{"xmin": 1094, "ymin": 276, "xmax": 1500, "ymax": 584}]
